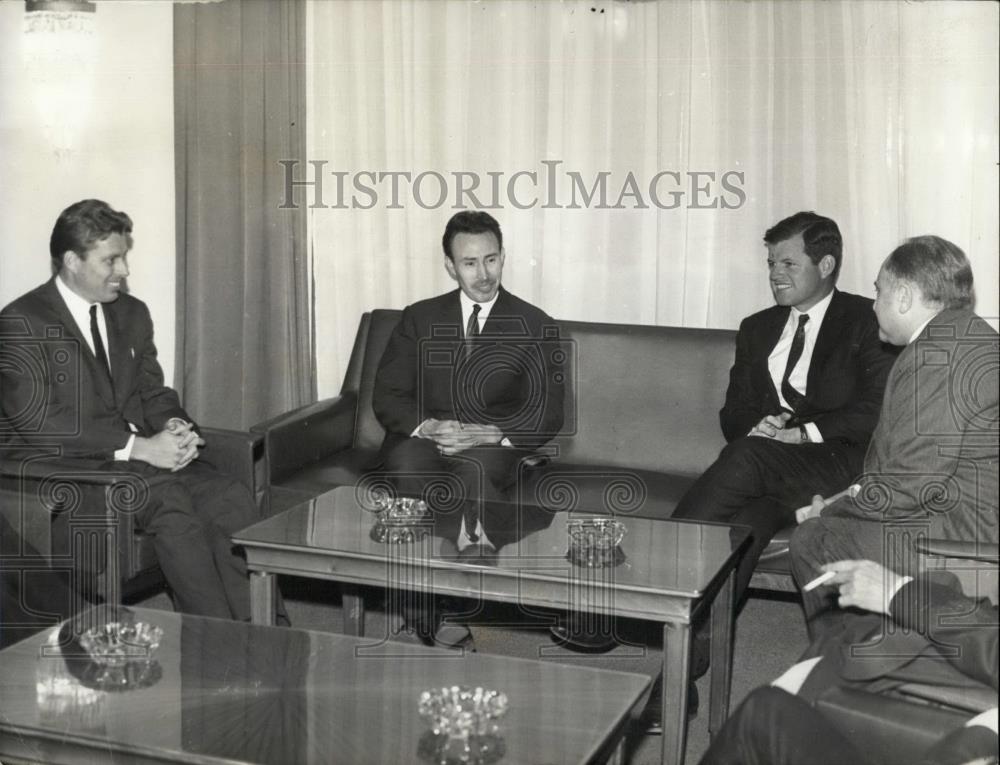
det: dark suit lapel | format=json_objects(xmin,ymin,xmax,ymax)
[
  {"xmin": 758, "ymin": 307, "xmax": 789, "ymax": 409},
  {"xmin": 104, "ymin": 301, "xmax": 132, "ymax": 401},
  {"xmin": 806, "ymin": 289, "xmax": 844, "ymax": 393},
  {"xmin": 482, "ymin": 287, "xmax": 528, "ymax": 337},
  {"xmin": 40, "ymin": 280, "xmax": 116, "ymax": 407}
]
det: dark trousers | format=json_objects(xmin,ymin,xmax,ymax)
[
  {"xmin": 790, "ymin": 515, "xmax": 918, "ymax": 640},
  {"xmin": 379, "ymin": 437, "xmax": 529, "ymax": 545},
  {"xmin": 673, "ymin": 436, "xmax": 861, "ymax": 604},
  {"xmin": 127, "ymin": 460, "xmax": 258, "ymax": 620},
  {"xmin": 699, "ymin": 686, "xmax": 871, "ymax": 765},
  {"xmin": 701, "ymin": 682, "xmax": 997, "ymax": 765},
  {"xmin": 376, "ymin": 437, "xmax": 530, "ymax": 637}
]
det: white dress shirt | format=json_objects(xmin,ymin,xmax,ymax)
[
  {"xmin": 459, "ymin": 290, "xmax": 498, "ymax": 334},
  {"xmin": 54, "ymin": 276, "xmax": 136, "ymax": 460},
  {"xmin": 766, "ymin": 289, "xmax": 835, "ymax": 442}
]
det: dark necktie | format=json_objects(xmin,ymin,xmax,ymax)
[
  {"xmin": 463, "ymin": 303, "xmax": 482, "ymax": 540},
  {"xmin": 464, "ymin": 303, "xmax": 481, "ymax": 359},
  {"xmin": 89, "ymin": 304, "xmax": 114, "ymax": 392},
  {"xmin": 780, "ymin": 314, "xmax": 809, "ymax": 411}
]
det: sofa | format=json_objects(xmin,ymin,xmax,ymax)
[{"xmin": 253, "ymin": 309, "xmax": 798, "ymax": 592}]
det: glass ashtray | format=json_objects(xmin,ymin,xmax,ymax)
[
  {"xmin": 78, "ymin": 621, "xmax": 163, "ymax": 667},
  {"xmin": 370, "ymin": 519, "xmax": 431, "ymax": 545},
  {"xmin": 369, "ymin": 495, "xmax": 431, "ymax": 526},
  {"xmin": 566, "ymin": 518, "xmax": 627, "ymax": 568},
  {"xmin": 418, "ymin": 686, "xmax": 509, "ymax": 739}
]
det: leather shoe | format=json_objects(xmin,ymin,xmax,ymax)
[{"xmin": 639, "ymin": 675, "xmax": 698, "ymax": 735}]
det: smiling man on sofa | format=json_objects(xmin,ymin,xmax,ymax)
[{"xmin": 669, "ymin": 211, "xmax": 898, "ymax": 692}]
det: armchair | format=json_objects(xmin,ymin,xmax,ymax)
[
  {"xmin": 0, "ymin": 427, "xmax": 267, "ymax": 620},
  {"xmin": 815, "ymin": 539, "xmax": 998, "ymax": 765}
]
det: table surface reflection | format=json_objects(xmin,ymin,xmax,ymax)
[
  {"xmin": 0, "ymin": 607, "xmax": 650, "ymax": 765},
  {"xmin": 235, "ymin": 487, "xmax": 749, "ymax": 599}
]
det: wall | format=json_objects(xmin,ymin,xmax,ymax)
[{"xmin": 0, "ymin": 2, "xmax": 176, "ymax": 384}]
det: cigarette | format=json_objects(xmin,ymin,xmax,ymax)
[{"xmin": 803, "ymin": 571, "xmax": 836, "ymax": 592}]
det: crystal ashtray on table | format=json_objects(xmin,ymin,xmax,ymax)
[
  {"xmin": 365, "ymin": 495, "xmax": 433, "ymax": 544},
  {"xmin": 417, "ymin": 686, "xmax": 508, "ymax": 765},
  {"xmin": 566, "ymin": 517, "xmax": 627, "ymax": 568},
  {"xmin": 72, "ymin": 620, "xmax": 164, "ymax": 691}
]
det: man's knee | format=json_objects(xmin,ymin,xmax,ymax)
[
  {"xmin": 716, "ymin": 436, "xmax": 786, "ymax": 470},
  {"xmin": 383, "ymin": 437, "xmax": 441, "ymax": 473}
]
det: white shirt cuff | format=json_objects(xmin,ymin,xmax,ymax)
[
  {"xmin": 803, "ymin": 422, "xmax": 823, "ymax": 443},
  {"xmin": 114, "ymin": 434, "xmax": 136, "ymax": 461},
  {"xmin": 770, "ymin": 657, "xmax": 823, "ymax": 695},
  {"xmin": 500, "ymin": 437, "xmax": 513, "ymax": 447},
  {"xmin": 965, "ymin": 707, "xmax": 998, "ymax": 734}
]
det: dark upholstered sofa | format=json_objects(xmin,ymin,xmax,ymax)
[{"xmin": 253, "ymin": 309, "xmax": 797, "ymax": 592}]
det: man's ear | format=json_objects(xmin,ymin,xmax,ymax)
[
  {"xmin": 896, "ymin": 280, "xmax": 913, "ymax": 314},
  {"xmin": 818, "ymin": 254, "xmax": 836, "ymax": 279},
  {"xmin": 62, "ymin": 251, "xmax": 80, "ymax": 274},
  {"xmin": 443, "ymin": 256, "xmax": 457, "ymax": 282}
]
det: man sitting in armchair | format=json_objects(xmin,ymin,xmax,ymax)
[
  {"xmin": 700, "ymin": 558, "xmax": 998, "ymax": 765},
  {"xmin": 1, "ymin": 199, "xmax": 264, "ymax": 621}
]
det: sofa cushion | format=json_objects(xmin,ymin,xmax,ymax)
[
  {"xmin": 274, "ymin": 448, "xmax": 380, "ymax": 496},
  {"xmin": 550, "ymin": 322, "xmax": 734, "ymax": 476}
]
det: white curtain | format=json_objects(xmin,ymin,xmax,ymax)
[{"xmin": 306, "ymin": 0, "xmax": 998, "ymax": 397}]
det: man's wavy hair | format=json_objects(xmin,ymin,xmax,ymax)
[
  {"xmin": 884, "ymin": 235, "xmax": 974, "ymax": 310},
  {"xmin": 50, "ymin": 199, "xmax": 133, "ymax": 271},
  {"xmin": 442, "ymin": 210, "xmax": 503, "ymax": 261},
  {"xmin": 764, "ymin": 211, "xmax": 843, "ymax": 280}
]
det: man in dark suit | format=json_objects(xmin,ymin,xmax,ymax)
[
  {"xmin": 639, "ymin": 212, "xmax": 898, "ymax": 724},
  {"xmin": 699, "ymin": 559, "xmax": 998, "ymax": 765},
  {"xmin": 0, "ymin": 199, "xmax": 259, "ymax": 621},
  {"xmin": 371, "ymin": 211, "xmax": 564, "ymax": 642},
  {"xmin": 670, "ymin": 212, "xmax": 896, "ymax": 644},
  {"xmin": 791, "ymin": 235, "xmax": 999, "ymax": 638}
]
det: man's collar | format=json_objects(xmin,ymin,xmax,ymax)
[
  {"xmin": 908, "ymin": 312, "xmax": 939, "ymax": 345},
  {"xmin": 55, "ymin": 273, "xmax": 97, "ymax": 312},
  {"xmin": 459, "ymin": 288, "xmax": 500, "ymax": 316},
  {"xmin": 791, "ymin": 288, "xmax": 835, "ymax": 324}
]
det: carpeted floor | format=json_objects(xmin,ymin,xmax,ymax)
[{"xmin": 137, "ymin": 579, "xmax": 808, "ymax": 764}]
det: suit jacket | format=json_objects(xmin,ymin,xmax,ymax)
[
  {"xmin": 720, "ymin": 289, "xmax": 898, "ymax": 447},
  {"xmin": 372, "ymin": 286, "xmax": 565, "ymax": 454},
  {"xmin": 0, "ymin": 278, "xmax": 188, "ymax": 460},
  {"xmin": 826, "ymin": 309, "xmax": 999, "ymax": 542}
]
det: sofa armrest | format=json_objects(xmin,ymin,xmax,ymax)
[
  {"xmin": 200, "ymin": 427, "xmax": 265, "ymax": 511},
  {"xmin": 914, "ymin": 538, "xmax": 999, "ymax": 563},
  {"xmin": 1, "ymin": 452, "xmax": 120, "ymax": 486},
  {"xmin": 816, "ymin": 686, "xmax": 969, "ymax": 765},
  {"xmin": 251, "ymin": 393, "xmax": 359, "ymax": 483}
]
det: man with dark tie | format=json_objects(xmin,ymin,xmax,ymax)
[
  {"xmin": 371, "ymin": 210, "xmax": 565, "ymax": 643},
  {"xmin": 0, "ymin": 199, "xmax": 260, "ymax": 621},
  {"xmin": 667, "ymin": 211, "xmax": 897, "ymax": 694}
]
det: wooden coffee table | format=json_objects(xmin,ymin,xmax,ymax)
[
  {"xmin": 234, "ymin": 486, "xmax": 750, "ymax": 765},
  {"xmin": 0, "ymin": 606, "xmax": 649, "ymax": 764}
]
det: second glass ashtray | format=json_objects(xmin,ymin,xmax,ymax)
[
  {"xmin": 78, "ymin": 621, "xmax": 163, "ymax": 667},
  {"xmin": 418, "ymin": 686, "xmax": 509, "ymax": 739},
  {"xmin": 370, "ymin": 495, "xmax": 431, "ymax": 525},
  {"xmin": 566, "ymin": 518, "xmax": 627, "ymax": 568}
]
